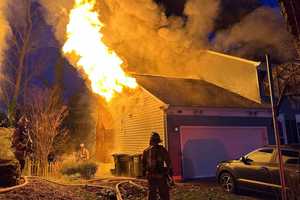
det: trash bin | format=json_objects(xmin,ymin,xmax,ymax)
[
  {"xmin": 131, "ymin": 154, "xmax": 143, "ymax": 178},
  {"xmin": 113, "ymin": 154, "xmax": 130, "ymax": 176}
]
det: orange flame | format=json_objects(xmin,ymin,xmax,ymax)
[{"xmin": 63, "ymin": 0, "xmax": 137, "ymax": 101}]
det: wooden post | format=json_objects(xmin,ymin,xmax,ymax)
[{"xmin": 266, "ymin": 55, "xmax": 287, "ymax": 200}]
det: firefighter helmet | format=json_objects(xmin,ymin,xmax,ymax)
[{"xmin": 150, "ymin": 132, "xmax": 162, "ymax": 145}]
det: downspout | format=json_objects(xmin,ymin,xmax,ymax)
[{"xmin": 162, "ymin": 104, "xmax": 170, "ymax": 150}]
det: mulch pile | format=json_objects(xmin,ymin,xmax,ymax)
[{"xmin": 118, "ymin": 182, "xmax": 147, "ymax": 200}]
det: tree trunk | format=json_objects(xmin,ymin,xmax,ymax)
[{"xmin": 8, "ymin": 0, "xmax": 32, "ymax": 126}]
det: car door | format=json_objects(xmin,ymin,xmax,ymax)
[
  {"xmin": 235, "ymin": 148, "xmax": 275, "ymax": 190},
  {"xmin": 269, "ymin": 149, "xmax": 300, "ymax": 192}
]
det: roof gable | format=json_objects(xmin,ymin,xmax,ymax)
[{"xmin": 184, "ymin": 50, "xmax": 261, "ymax": 103}]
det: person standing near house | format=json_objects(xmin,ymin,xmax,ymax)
[
  {"xmin": 11, "ymin": 116, "xmax": 33, "ymax": 172},
  {"xmin": 142, "ymin": 132, "xmax": 173, "ymax": 200},
  {"xmin": 77, "ymin": 143, "xmax": 90, "ymax": 162}
]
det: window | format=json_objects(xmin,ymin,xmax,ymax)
[
  {"xmin": 247, "ymin": 148, "xmax": 274, "ymax": 163},
  {"xmin": 278, "ymin": 150, "xmax": 300, "ymax": 165}
]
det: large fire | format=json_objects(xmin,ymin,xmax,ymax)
[{"xmin": 63, "ymin": 0, "xmax": 137, "ymax": 101}]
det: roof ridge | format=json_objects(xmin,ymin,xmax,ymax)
[
  {"xmin": 205, "ymin": 50, "xmax": 261, "ymax": 66},
  {"xmin": 129, "ymin": 72, "xmax": 204, "ymax": 81}
]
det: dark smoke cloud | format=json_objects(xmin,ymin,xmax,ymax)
[
  {"xmin": 214, "ymin": 0, "xmax": 262, "ymax": 31},
  {"xmin": 213, "ymin": 6, "xmax": 296, "ymax": 63}
]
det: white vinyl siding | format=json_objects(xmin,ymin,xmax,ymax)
[{"xmin": 119, "ymin": 90, "xmax": 165, "ymax": 154}]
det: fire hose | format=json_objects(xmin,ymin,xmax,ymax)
[
  {"xmin": 0, "ymin": 176, "xmax": 114, "ymax": 196},
  {"xmin": 0, "ymin": 177, "xmax": 28, "ymax": 194},
  {"xmin": 0, "ymin": 176, "xmax": 148, "ymax": 200}
]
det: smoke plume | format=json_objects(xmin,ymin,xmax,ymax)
[
  {"xmin": 39, "ymin": 0, "xmax": 73, "ymax": 43},
  {"xmin": 40, "ymin": 0, "xmax": 219, "ymax": 77},
  {"xmin": 0, "ymin": 0, "xmax": 11, "ymax": 102},
  {"xmin": 40, "ymin": 0, "xmax": 295, "ymax": 75},
  {"xmin": 99, "ymin": 0, "xmax": 219, "ymax": 75},
  {"xmin": 213, "ymin": 7, "xmax": 296, "ymax": 62},
  {"xmin": 0, "ymin": 1, "xmax": 10, "ymax": 67}
]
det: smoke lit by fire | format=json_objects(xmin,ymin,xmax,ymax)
[{"xmin": 63, "ymin": 0, "xmax": 137, "ymax": 101}]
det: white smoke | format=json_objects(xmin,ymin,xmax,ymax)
[
  {"xmin": 40, "ymin": 0, "xmax": 295, "ymax": 72},
  {"xmin": 39, "ymin": 0, "xmax": 73, "ymax": 43},
  {"xmin": 0, "ymin": 0, "xmax": 11, "ymax": 101},
  {"xmin": 0, "ymin": 1, "xmax": 10, "ymax": 67},
  {"xmin": 40, "ymin": 0, "xmax": 220, "ymax": 76},
  {"xmin": 99, "ymin": 0, "xmax": 220, "ymax": 74}
]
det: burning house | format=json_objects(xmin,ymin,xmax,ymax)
[
  {"xmin": 39, "ymin": 0, "xmax": 300, "ymax": 180},
  {"xmin": 109, "ymin": 50, "xmax": 277, "ymax": 180}
]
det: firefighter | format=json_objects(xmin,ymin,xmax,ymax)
[
  {"xmin": 142, "ymin": 132, "xmax": 173, "ymax": 200},
  {"xmin": 78, "ymin": 143, "xmax": 90, "ymax": 161},
  {"xmin": 11, "ymin": 116, "xmax": 32, "ymax": 172}
]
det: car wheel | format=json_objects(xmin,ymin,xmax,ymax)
[{"xmin": 219, "ymin": 172, "xmax": 236, "ymax": 193}]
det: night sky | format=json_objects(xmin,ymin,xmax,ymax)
[
  {"xmin": 157, "ymin": 0, "xmax": 279, "ymax": 16},
  {"xmin": 261, "ymin": 0, "xmax": 279, "ymax": 7}
]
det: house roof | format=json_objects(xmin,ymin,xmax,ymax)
[
  {"xmin": 134, "ymin": 74, "xmax": 269, "ymax": 109},
  {"xmin": 130, "ymin": 50, "xmax": 261, "ymax": 103}
]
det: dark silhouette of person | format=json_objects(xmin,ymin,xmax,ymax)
[
  {"xmin": 11, "ymin": 116, "xmax": 32, "ymax": 172},
  {"xmin": 142, "ymin": 132, "xmax": 173, "ymax": 200}
]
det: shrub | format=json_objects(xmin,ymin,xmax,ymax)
[
  {"xmin": 78, "ymin": 162, "xmax": 98, "ymax": 179},
  {"xmin": 0, "ymin": 128, "xmax": 15, "ymax": 160},
  {"xmin": 0, "ymin": 128, "xmax": 21, "ymax": 187},
  {"xmin": 60, "ymin": 161, "xmax": 98, "ymax": 179}
]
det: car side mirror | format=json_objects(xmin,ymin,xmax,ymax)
[{"xmin": 241, "ymin": 156, "xmax": 252, "ymax": 164}]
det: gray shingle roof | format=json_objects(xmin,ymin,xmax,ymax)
[{"xmin": 134, "ymin": 74, "xmax": 269, "ymax": 109}]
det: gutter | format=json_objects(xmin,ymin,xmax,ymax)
[{"xmin": 161, "ymin": 104, "xmax": 170, "ymax": 150}]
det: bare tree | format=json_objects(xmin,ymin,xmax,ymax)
[
  {"xmin": 25, "ymin": 87, "xmax": 68, "ymax": 175},
  {"xmin": 273, "ymin": 61, "xmax": 300, "ymax": 110},
  {"xmin": 0, "ymin": 0, "xmax": 56, "ymax": 125}
]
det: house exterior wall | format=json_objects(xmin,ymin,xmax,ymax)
[
  {"xmin": 258, "ymin": 69, "xmax": 300, "ymax": 144},
  {"xmin": 166, "ymin": 108, "xmax": 274, "ymax": 178},
  {"xmin": 278, "ymin": 99, "xmax": 300, "ymax": 144},
  {"xmin": 118, "ymin": 89, "xmax": 166, "ymax": 154}
]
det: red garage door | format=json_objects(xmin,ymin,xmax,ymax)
[{"xmin": 180, "ymin": 126, "xmax": 268, "ymax": 179}]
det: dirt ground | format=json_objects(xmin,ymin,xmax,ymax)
[
  {"xmin": 0, "ymin": 177, "xmax": 115, "ymax": 200},
  {"xmin": 170, "ymin": 183, "xmax": 271, "ymax": 200},
  {"xmin": 0, "ymin": 177, "xmax": 272, "ymax": 200}
]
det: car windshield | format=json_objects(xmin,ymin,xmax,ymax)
[{"xmin": 245, "ymin": 148, "xmax": 274, "ymax": 163}]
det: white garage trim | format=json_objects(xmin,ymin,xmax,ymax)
[{"xmin": 167, "ymin": 107, "xmax": 272, "ymax": 118}]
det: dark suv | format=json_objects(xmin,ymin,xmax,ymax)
[{"xmin": 216, "ymin": 145, "xmax": 300, "ymax": 194}]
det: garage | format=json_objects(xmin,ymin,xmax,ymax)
[
  {"xmin": 180, "ymin": 126, "xmax": 268, "ymax": 179},
  {"xmin": 114, "ymin": 74, "xmax": 273, "ymax": 180}
]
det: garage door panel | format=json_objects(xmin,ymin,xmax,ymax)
[{"xmin": 180, "ymin": 126, "xmax": 268, "ymax": 179}]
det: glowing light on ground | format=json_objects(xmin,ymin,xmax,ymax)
[{"xmin": 63, "ymin": 0, "xmax": 137, "ymax": 101}]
